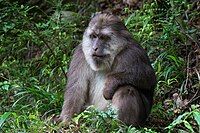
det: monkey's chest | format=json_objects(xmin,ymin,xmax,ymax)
[{"xmin": 89, "ymin": 74, "xmax": 110, "ymax": 110}]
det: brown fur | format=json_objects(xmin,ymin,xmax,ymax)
[{"xmin": 59, "ymin": 13, "xmax": 156, "ymax": 126}]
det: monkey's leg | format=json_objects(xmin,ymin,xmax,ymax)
[
  {"xmin": 112, "ymin": 86, "xmax": 151, "ymax": 126},
  {"xmin": 59, "ymin": 88, "xmax": 86, "ymax": 123}
]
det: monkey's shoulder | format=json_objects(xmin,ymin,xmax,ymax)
[
  {"xmin": 72, "ymin": 44, "xmax": 85, "ymax": 59},
  {"xmin": 116, "ymin": 44, "xmax": 150, "ymax": 66},
  {"xmin": 67, "ymin": 45, "xmax": 86, "ymax": 74}
]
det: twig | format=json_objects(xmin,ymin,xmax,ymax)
[
  {"xmin": 175, "ymin": 18, "xmax": 200, "ymax": 48},
  {"xmin": 14, "ymin": 4, "xmax": 68, "ymax": 80},
  {"xmin": 183, "ymin": 51, "xmax": 192, "ymax": 94},
  {"xmin": 56, "ymin": 9, "xmax": 68, "ymax": 80},
  {"xmin": 194, "ymin": 68, "xmax": 200, "ymax": 81},
  {"xmin": 33, "ymin": 29, "xmax": 68, "ymax": 80},
  {"xmin": 189, "ymin": 96, "xmax": 200, "ymax": 104},
  {"xmin": 41, "ymin": 108, "xmax": 57, "ymax": 119},
  {"xmin": 184, "ymin": 33, "xmax": 200, "ymax": 48},
  {"xmin": 187, "ymin": 90, "xmax": 199, "ymax": 105}
]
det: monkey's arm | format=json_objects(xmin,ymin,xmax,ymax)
[
  {"xmin": 103, "ymin": 64, "xmax": 156, "ymax": 100},
  {"xmin": 59, "ymin": 45, "xmax": 89, "ymax": 122},
  {"xmin": 103, "ymin": 46, "xmax": 156, "ymax": 100}
]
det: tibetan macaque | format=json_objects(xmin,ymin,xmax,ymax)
[{"xmin": 59, "ymin": 13, "xmax": 156, "ymax": 126}]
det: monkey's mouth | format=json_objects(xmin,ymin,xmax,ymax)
[{"xmin": 92, "ymin": 54, "xmax": 108, "ymax": 59}]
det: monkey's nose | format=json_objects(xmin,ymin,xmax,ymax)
[
  {"xmin": 94, "ymin": 48, "xmax": 98, "ymax": 51},
  {"xmin": 93, "ymin": 46, "xmax": 98, "ymax": 51}
]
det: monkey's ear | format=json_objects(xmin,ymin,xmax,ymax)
[
  {"xmin": 90, "ymin": 11, "xmax": 113, "ymax": 19},
  {"xmin": 91, "ymin": 12, "xmax": 102, "ymax": 18}
]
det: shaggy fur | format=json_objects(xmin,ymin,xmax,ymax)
[{"xmin": 59, "ymin": 13, "xmax": 156, "ymax": 126}]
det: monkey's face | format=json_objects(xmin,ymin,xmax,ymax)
[
  {"xmin": 82, "ymin": 14, "xmax": 131, "ymax": 71},
  {"xmin": 82, "ymin": 26, "xmax": 126, "ymax": 71}
]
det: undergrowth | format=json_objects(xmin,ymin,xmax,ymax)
[{"xmin": 0, "ymin": 0, "xmax": 199, "ymax": 132}]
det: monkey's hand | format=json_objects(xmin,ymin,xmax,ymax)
[
  {"xmin": 58, "ymin": 114, "xmax": 71, "ymax": 124},
  {"xmin": 103, "ymin": 76, "xmax": 120, "ymax": 100},
  {"xmin": 103, "ymin": 88, "xmax": 115, "ymax": 100},
  {"xmin": 103, "ymin": 80, "xmax": 116, "ymax": 100}
]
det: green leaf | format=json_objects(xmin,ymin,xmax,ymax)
[
  {"xmin": 193, "ymin": 111, "xmax": 200, "ymax": 126},
  {"xmin": 0, "ymin": 112, "xmax": 11, "ymax": 128},
  {"xmin": 183, "ymin": 120, "xmax": 194, "ymax": 132},
  {"xmin": 0, "ymin": 81, "xmax": 10, "ymax": 91}
]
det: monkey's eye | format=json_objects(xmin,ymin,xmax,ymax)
[
  {"xmin": 100, "ymin": 35, "xmax": 111, "ymax": 41},
  {"xmin": 90, "ymin": 34, "xmax": 97, "ymax": 39}
]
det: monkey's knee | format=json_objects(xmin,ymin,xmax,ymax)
[{"xmin": 112, "ymin": 86, "xmax": 150, "ymax": 126}]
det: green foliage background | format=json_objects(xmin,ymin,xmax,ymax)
[{"xmin": 0, "ymin": 0, "xmax": 199, "ymax": 132}]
